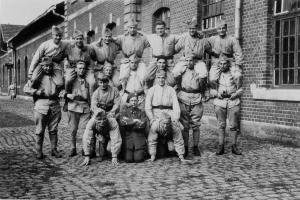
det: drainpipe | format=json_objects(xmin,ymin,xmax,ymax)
[
  {"xmin": 234, "ymin": 0, "xmax": 242, "ymax": 40},
  {"xmin": 12, "ymin": 47, "xmax": 17, "ymax": 94}
]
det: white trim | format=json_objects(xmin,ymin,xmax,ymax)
[
  {"xmin": 67, "ymin": 0, "xmax": 106, "ymax": 21},
  {"xmin": 250, "ymin": 83, "xmax": 300, "ymax": 102}
]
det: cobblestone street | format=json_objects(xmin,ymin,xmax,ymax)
[{"xmin": 0, "ymin": 97, "xmax": 300, "ymax": 199}]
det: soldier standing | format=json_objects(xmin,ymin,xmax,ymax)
[
  {"xmin": 145, "ymin": 70, "xmax": 186, "ymax": 162},
  {"xmin": 81, "ymin": 109, "xmax": 122, "ymax": 166},
  {"xmin": 208, "ymin": 20, "xmax": 243, "ymax": 89},
  {"xmin": 211, "ymin": 58, "xmax": 243, "ymax": 155},
  {"xmin": 65, "ymin": 61, "xmax": 91, "ymax": 157},
  {"xmin": 174, "ymin": 55, "xmax": 207, "ymax": 157},
  {"xmin": 24, "ymin": 57, "xmax": 63, "ymax": 159}
]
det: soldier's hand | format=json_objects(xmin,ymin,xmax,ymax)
[
  {"xmin": 107, "ymin": 112, "xmax": 115, "ymax": 118},
  {"xmin": 112, "ymin": 157, "xmax": 119, "ymax": 165},
  {"xmin": 35, "ymin": 89, "xmax": 45, "ymax": 96},
  {"xmin": 217, "ymin": 92, "xmax": 224, "ymax": 99},
  {"xmin": 81, "ymin": 157, "xmax": 91, "ymax": 166},
  {"xmin": 67, "ymin": 94, "xmax": 75, "ymax": 100},
  {"xmin": 229, "ymin": 92, "xmax": 238, "ymax": 100},
  {"xmin": 150, "ymin": 155, "xmax": 156, "ymax": 162}
]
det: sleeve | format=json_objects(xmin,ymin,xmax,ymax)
[
  {"xmin": 143, "ymin": 36, "xmax": 151, "ymax": 49},
  {"xmin": 119, "ymin": 107, "xmax": 135, "ymax": 127},
  {"xmin": 28, "ymin": 42, "xmax": 46, "ymax": 77},
  {"xmin": 147, "ymin": 120, "xmax": 159, "ymax": 156},
  {"xmin": 203, "ymin": 38, "xmax": 213, "ymax": 54},
  {"xmin": 108, "ymin": 118, "xmax": 122, "ymax": 157},
  {"xmin": 113, "ymin": 35, "xmax": 123, "ymax": 47},
  {"xmin": 172, "ymin": 121, "xmax": 185, "ymax": 156},
  {"xmin": 145, "ymin": 87, "xmax": 154, "ymax": 120},
  {"xmin": 171, "ymin": 88, "xmax": 181, "ymax": 120},
  {"xmin": 175, "ymin": 36, "xmax": 184, "ymax": 53},
  {"xmin": 133, "ymin": 110, "xmax": 147, "ymax": 130},
  {"xmin": 111, "ymin": 88, "xmax": 121, "ymax": 114},
  {"xmin": 91, "ymin": 88, "xmax": 99, "ymax": 112},
  {"xmin": 82, "ymin": 120, "xmax": 95, "ymax": 156},
  {"xmin": 89, "ymin": 45, "xmax": 97, "ymax": 62},
  {"xmin": 232, "ymin": 37, "xmax": 243, "ymax": 66}
]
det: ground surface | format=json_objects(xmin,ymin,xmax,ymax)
[{"xmin": 0, "ymin": 96, "xmax": 300, "ymax": 199}]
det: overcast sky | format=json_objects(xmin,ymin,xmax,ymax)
[{"xmin": 0, "ymin": 0, "xmax": 63, "ymax": 25}]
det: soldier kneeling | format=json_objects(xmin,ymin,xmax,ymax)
[{"xmin": 81, "ymin": 109, "xmax": 122, "ymax": 166}]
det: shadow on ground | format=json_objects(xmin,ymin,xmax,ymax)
[{"xmin": 0, "ymin": 112, "xmax": 34, "ymax": 127}]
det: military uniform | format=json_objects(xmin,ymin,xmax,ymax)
[
  {"xmin": 145, "ymin": 84, "xmax": 185, "ymax": 159},
  {"xmin": 119, "ymin": 104, "xmax": 147, "ymax": 163},
  {"xmin": 67, "ymin": 76, "xmax": 91, "ymax": 156},
  {"xmin": 24, "ymin": 57, "xmax": 63, "ymax": 159},
  {"xmin": 174, "ymin": 61, "xmax": 207, "ymax": 156}
]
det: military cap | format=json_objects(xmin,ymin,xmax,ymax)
[
  {"xmin": 93, "ymin": 108, "xmax": 106, "ymax": 119},
  {"xmin": 129, "ymin": 54, "xmax": 140, "ymax": 62},
  {"xmin": 127, "ymin": 15, "xmax": 138, "ymax": 27},
  {"xmin": 126, "ymin": 92, "xmax": 138, "ymax": 103},
  {"xmin": 186, "ymin": 17, "xmax": 199, "ymax": 28},
  {"xmin": 76, "ymin": 60, "xmax": 86, "ymax": 67},
  {"xmin": 216, "ymin": 19, "xmax": 227, "ymax": 28},
  {"xmin": 52, "ymin": 25, "xmax": 62, "ymax": 35},
  {"xmin": 97, "ymin": 72, "xmax": 109, "ymax": 82},
  {"xmin": 73, "ymin": 29, "xmax": 84, "ymax": 38},
  {"xmin": 40, "ymin": 57, "xmax": 52, "ymax": 65}
]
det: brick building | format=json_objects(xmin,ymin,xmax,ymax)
[{"xmin": 0, "ymin": 0, "xmax": 299, "ymax": 141}]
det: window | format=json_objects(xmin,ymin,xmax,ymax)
[
  {"xmin": 274, "ymin": 2, "xmax": 300, "ymax": 86},
  {"xmin": 17, "ymin": 59, "xmax": 20, "ymax": 86},
  {"xmin": 274, "ymin": 0, "xmax": 300, "ymax": 15},
  {"xmin": 202, "ymin": 0, "xmax": 224, "ymax": 30},
  {"xmin": 153, "ymin": 7, "xmax": 170, "ymax": 33},
  {"xmin": 24, "ymin": 56, "xmax": 28, "ymax": 81}
]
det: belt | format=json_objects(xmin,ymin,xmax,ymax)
[
  {"xmin": 124, "ymin": 54, "xmax": 142, "ymax": 59},
  {"xmin": 69, "ymin": 61, "xmax": 90, "ymax": 68},
  {"xmin": 153, "ymin": 55, "xmax": 173, "ymax": 60},
  {"xmin": 124, "ymin": 90, "xmax": 144, "ymax": 96},
  {"xmin": 152, "ymin": 105, "xmax": 172, "ymax": 110},
  {"xmin": 96, "ymin": 103, "xmax": 113, "ymax": 112},
  {"xmin": 97, "ymin": 60, "xmax": 114, "ymax": 65},
  {"xmin": 181, "ymin": 88, "xmax": 201, "ymax": 94},
  {"xmin": 37, "ymin": 95, "xmax": 59, "ymax": 100},
  {"xmin": 73, "ymin": 96, "xmax": 88, "ymax": 102}
]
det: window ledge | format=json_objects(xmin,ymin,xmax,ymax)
[{"xmin": 250, "ymin": 83, "xmax": 300, "ymax": 102}]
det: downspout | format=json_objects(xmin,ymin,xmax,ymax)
[{"xmin": 234, "ymin": 0, "xmax": 242, "ymax": 40}]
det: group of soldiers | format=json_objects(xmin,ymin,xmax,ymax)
[{"xmin": 23, "ymin": 16, "xmax": 244, "ymax": 165}]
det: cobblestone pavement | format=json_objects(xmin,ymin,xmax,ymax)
[{"xmin": 0, "ymin": 97, "xmax": 300, "ymax": 199}]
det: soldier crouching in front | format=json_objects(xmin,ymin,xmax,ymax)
[
  {"xmin": 24, "ymin": 57, "xmax": 63, "ymax": 159},
  {"xmin": 210, "ymin": 57, "xmax": 243, "ymax": 156},
  {"xmin": 119, "ymin": 93, "xmax": 148, "ymax": 163},
  {"xmin": 145, "ymin": 70, "xmax": 187, "ymax": 162},
  {"xmin": 81, "ymin": 109, "xmax": 122, "ymax": 166}
]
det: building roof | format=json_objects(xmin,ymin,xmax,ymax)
[
  {"xmin": 0, "ymin": 24, "xmax": 24, "ymax": 42},
  {"xmin": 8, "ymin": 1, "xmax": 65, "ymax": 47}
]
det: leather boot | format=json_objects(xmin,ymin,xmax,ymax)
[
  {"xmin": 90, "ymin": 136, "xmax": 97, "ymax": 158},
  {"xmin": 216, "ymin": 144, "xmax": 224, "ymax": 155},
  {"xmin": 232, "ymin": 144, "xmax": 242, "ymax": 155},
  {"xmin": 193, "ymin": 146, "xmax": 201, "ymax": 156},
  {"xmin": 69, "ymin": 148, "xmax": 77, "ymax": 157},
  {"xmin": 184, "ymin": 146, "xmax": 189, "ymax": 158},
  {"xmin": 69, "ymin": 132, "xmax": 77, "ymax": 157},
  {"xmin": 36, "ymin": 134, "xmax": 44, "ymax": 159},
  {"xmin": 49, "ymin": 133, "xmax": 62, "ymax": 158}
]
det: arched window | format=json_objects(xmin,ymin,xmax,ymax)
[
  {"xmin": 17, "ymin": 59, "xmax": 20, "ymax": 86},
  {"xmin": 24, "ymin": 56, "xmax": 28, "ymax": 81},
  {"xmin": 152, "ymin": 7, "xmax": 170, "ymax": 33}
]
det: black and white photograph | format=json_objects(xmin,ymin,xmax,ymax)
[{"xmin": 0, "ymin": 0, "xmax": 300, "ymax": 199}]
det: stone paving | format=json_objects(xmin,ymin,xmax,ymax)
[{"xmin": 0, "ymin": 97, "xmax": 300, "ymax": 199}]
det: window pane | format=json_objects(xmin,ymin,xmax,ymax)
[
  {"xmin": 290, "ymin": 53, "xmax": 294, "ymax": 68},
  {"xmin": 283, "ymin": 37, "xmax": 289, "ymax": 52},
  {"xmin": 275, "ymin": 0, "xmax": 282, "ymax": 13},
  {"xmin": 283, "ymin": 20, "xmax": 289, "ymax": 36},
  {"xmin": 298, "ymin": 36, "xmax": 300, "ymax": 50},
  {"xmin": 212, "ymin": 3, "xmax": 216, "ymax": 16},
  {"xmin": 283, "ymin": 70, "xmax": 288, "ymax": 84},
  {"xmin": 275, "ymin": 70, "xmax": 279, "ymax": 85},
  {"xmin": 283, "ymin": 53, "xmax": 288, "ymax": 68},
  {"xmin": 275, "ymin": 38, "xmax": 280, "ymax": 52},
  {"xmin": 289, "ymin": 69, "xmax": 294, "ymax": 84},
  {"xmin": 209, "ymin": 4, "xmax": 213, "ymax": 16},
  {"xmin": 298, "ymin": 52, "xmax": 300, "ymax": 66},
  {"xmin": 275, "ymin": 54, "xmax": 279, "ymax": 68},
  {"xmin": 298, "ymin": 70, "xmax": 300, "ymax": 83},
  {"xmin": 275, "ymin": 20, "xmax": 280, "ymax": 37},
  {"xmin": 216, "ymin": 1, "xmax": 221, "ymax": 14},
  {"xmin": 203, "ymin": 5, "xmax": 208, "ymax": 17},
  {"xmin": 290, "ymin": 19, "xmax": 295, "ymax": 35},
  {"xmin": 290, "ymin": 36, "xmax": 295, "ymax": 51},
  {"xmin": 291, "ymin": 0, "xmax": 297, "ymax": 10}
]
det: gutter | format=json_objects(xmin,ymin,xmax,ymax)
[{"xmin": 234, "ymin": 0, "xmax": 242, "ymax": 40}]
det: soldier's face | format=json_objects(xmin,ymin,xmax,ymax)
[
  {"xmin": 157, "ymin": 74, "xmax": 166, "ymax": 86},
  {"xmin": 157, "ymin": 59, "xmax": 167, "ymax": 70},
  {"xmin": 103, "ymin": 66, "xmax": 113, "ymax": 78},
  {"xmin": 52, "ymin": 33, "xmax": 62, "ymax": 44},
  {"xmin": 129, "ymin": 97, "xmax": 138, "ymax": 108},
  {"xmin": 128, "ymin": 25, "xmax": 137, "ymax": 36},
  {"xmin": 98, "ymin": 80, "xmax": 109, "ymax": 90},
  {"xmin": 217, "ymin": 24, "xmax": 227, "ymax": 37},
  {"xmin": 219, "ymin": 60, "xmax": 230, "ymax": 72},
  {"xmin": 76, "ymin": 63, "xmax": 86, "ymax": 77},
  {"xmin": 42, "ymin": 63, "xmax": 53, "ymax": 74},
  {"xmin": 161, "ymin": 118, "xmax": 171, "ymax": 134},
  {"xmin": 188, "ymin": 27, "xmax": 197, "ymax": 37},
  {"xmin": 129, "ymin": 60, "xmax": 138, "ymax": 70},
  {"xmin": 75, "ymin": 36, "xmax": 84, "ymax": 48},
  {"xmin": 104, "ymin": 34, "xmax": 112, "ymax": 44},
  {"xmin": 155, "ymin": 25, "xmax": 166, "ymax": 36},
  {"xmin": 185, "ymin": 57, "xmax": 194, "ymax": 69},
  {"xmin": 95, "ymin": 117, "xmax": 108, "ymax": 128}
]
